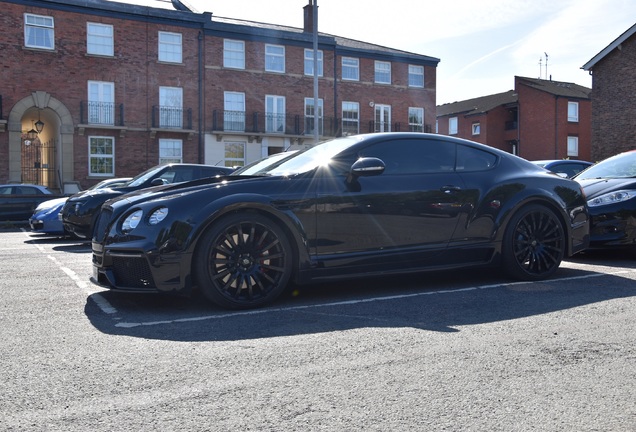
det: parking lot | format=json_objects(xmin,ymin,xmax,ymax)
[{"xmin": 2, "ymin": 228, "xmax": 636, "ymax": 431}]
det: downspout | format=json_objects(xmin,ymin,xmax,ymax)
[
  {"xmin": 333, "ymin": 46, "xmax": 338, "ymax": 137},
  {"xmin": 554, "ymin": 95, "xmax": 559, "ymax": 159},
  {"xmin": 198, "ymin": 30, "xmax": 204, "ymax": 164}
]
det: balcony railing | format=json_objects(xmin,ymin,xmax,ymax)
[
  {"xmin": 80, "ymin": 101, "xmax": 125, "ymax": 126},
  {"xmin": 152, "ymin": 105, "xmax": 193, "ymax": 129}
]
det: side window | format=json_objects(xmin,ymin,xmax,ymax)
[
  {"xmin": 358, "ymin": 139, "xmax": 456, "ymax": 175},
  {"xmin": 0, "ymin": 187, "xmax": 12, "ymax": 195},
  {"xmin": 159, "ymin": 167, "xmax": 192, "ymax": 183},
  {"xmin": 456, "ymin": 145, "xmax": 497, "ymax": 172}
]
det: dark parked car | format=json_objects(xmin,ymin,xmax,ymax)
[
  {"xmin": 573, "ymin": 150, "xmax": 636, "ymax": 252},
  {"xmin": 532, "ymin": 160, "xmax": 593, "ymax": 178},
  {"xmin": 61, "ymin": 163, "xmax": 234, "ymax": 239},
  {"xmin": 91, "ymin": 133, "xmax": 590, "ymax": 309},
  {"xmin": 0, "ymin": 184, "xmax": 58, "ymax": 222}
]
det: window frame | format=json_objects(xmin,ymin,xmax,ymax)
[
  {"xmin": 449, "ymin": 117, "xmax": 458, "ymax": 135},
  {"xmin": 86, "ymin": 22, "xmax": 114, "ymax": 57},
  {"xmin": 472, "ymin": 122, "xmax": 481, "ymax": 135},
  {"xmin": 265, "ymin": 44, "xmax": 285, "ymax": 73},
  {"xmin": 159, "ymin": 86, "xmax": 183, "ymax": 128},
  {"xmin": 568, "ymin": 101, "xmax": 579, "ymax": 122},
  {"xmin": 304, "ymin": 97, "xmax": 324, "ymax": 136},
  {"xmin": 374, "ymin": 61, "xmax": 391, "ymax": 84},
  {"xmin": 567, "ymin": 136, "xmax": 579, "ymax": 157},
  {"xmin": 304, "ymin": 49, "xmax": 323, "ymax": 77},
  {"xmin": 224, "ymin": 91, "xmax": 246, "ymax": 132},
  {"xmin": 342, "ymin": 101, "xmax": 360, "ymax": 136},
  {"xmin": 223, "ymin": 39, "xmax": 245, "ymax": 69},
  {"xmin": 342, "ymin": 57, "xmax": 359, "ymax": 81},
  {"xmin": 224, "ymin": 142, "xmax": 246, "ymax": 168},
  {"xmin": 159, "ymin": 139, "xmax": 183, "ymax": 164},
  {"xmin": 374, "ymin": 104, "xmax": 391, "ymax": 132},
  {"xmin": 408, "ymin": 107, "xmax": 424, "ymax": 132},
  {"xmin": 88, "ymin": 136, "xmax": 115, "ymax": 177},
  {"xmin": 158, "ymin": 31, "xmax": 183, "ymax": 63},
  {"xmin": 408, "ymin": 65, "xmax": 424, "ymax": 88},
  {"xmin": 87, "ymin": 81, "xmax": 115, "ymax": 125},
  {"xmin": 265, "ymin": 95, "xmax": 286, "ymax": 133},
  {"xmin": 24, "ymin": 13, "xmax": 54, "ymax": 50}
]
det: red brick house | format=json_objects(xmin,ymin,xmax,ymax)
[
  {"xmin": 436, "ymin": 76, "xmax": 591, "ymax": 162},
  {"xmin": 583, "ymin": 23, "xmax": 636, "ymax": 161},
  {"xmin": 0, "ymin": 0, "xmax": 439, "ymax": 192}
]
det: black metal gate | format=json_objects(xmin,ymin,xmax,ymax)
[{"xmin": 21, "ymin": 137, "xmax": 57, "ymax": 190}]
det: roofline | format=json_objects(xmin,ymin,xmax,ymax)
[{"xmin": 582, "ymin": 22, "xmax": 636, "ymax": 71}]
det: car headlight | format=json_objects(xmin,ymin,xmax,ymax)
[
  {"xmin": 121, "ymin": 210, "xmax": 143, "ymax": 233},
  {"xmin": 588, "ymin": 190, "xmax": 636, "ymax": 207},
  {"xmin": 148, "ymin": 207, "xmax": 169, "ymax": 225}
]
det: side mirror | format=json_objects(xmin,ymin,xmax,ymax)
[
  {"xmin": 151, "ymin": 178, "xmax": 168, "ymax": 186},
  {"xmin": 350, "ymin": 157, "xmax": 386, "ymax": 178}
]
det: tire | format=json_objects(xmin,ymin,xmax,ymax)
[
  {"xmin": 502, "ymin": 204, "xmax": 565, "ymax": 280},
  {"xmin": 195, "ymin": 213, "xmax": 293, "ymax": 309}
]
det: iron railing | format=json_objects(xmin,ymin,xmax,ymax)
[{"xmin": 80, "ymin": 101, "xmax": 125, "ymax": 126}]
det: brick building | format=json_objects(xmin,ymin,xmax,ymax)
[
  {"xmin": 583, "ymin": 22, "xmax": 636, "ymax": 161},
  {"xmin": 436, "ymin": 76, "xmax": 591, "ymax": 162},
  {"xmin": 0, "ymin": 0, "xmax": 439, "ymax": 192}
]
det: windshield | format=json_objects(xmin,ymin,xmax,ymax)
[
  {"xmin": 254, "ymin": 136, "xmax": 362, "ymax": 176},
  {"xmin": 575, "ymin": 151, "xmax": 636, "ymax": 180},
  {"xmin": 124, "ymin": 166, "xmax": 165, "ymax": 187},
  {"xmin": 232, "ymin": 151, "xmax": 299, "ymax": 176}
]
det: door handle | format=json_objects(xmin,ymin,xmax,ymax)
[{"xmin": 441, "ymin": 185, "xmax": 461, "ymax": 194}]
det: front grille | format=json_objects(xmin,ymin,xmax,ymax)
[
  {"xmin": 94, "ymin": 208, "xmax": 113, "ymax": 242},
  {"xmin": 112, "ymin": 256, "xmax": 156, "ymax": 289}
]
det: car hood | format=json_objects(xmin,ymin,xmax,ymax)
[
  {"xmin": 578, "ymin": 178, "xmax": 636, "ymax": 199},
  {"xmin": 35, "ymin": 197, "xmax": 68, "ymax": 211}
]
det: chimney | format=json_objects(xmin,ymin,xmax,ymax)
[{"xmin": 303, "ymin": 0, "xmax": 315, "ymax": 33}]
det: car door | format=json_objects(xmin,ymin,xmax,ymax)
[{"xmin": 311, "ymin": 137, "xmax": 466, "ymax": 271}]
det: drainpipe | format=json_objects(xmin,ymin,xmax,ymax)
[
  {"xmin": 554, "ymin": 96, "xmax": 559, "ymax": 159},
  {"xmin": 198, "ymin": 30, "xmax": 204, "ymax": 164}
]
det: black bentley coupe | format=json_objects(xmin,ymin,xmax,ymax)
[{"xmin": 91, "ymin": 133, "xmax": 590, "ymax": 309}]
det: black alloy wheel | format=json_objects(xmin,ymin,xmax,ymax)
[
  {"xmin": 503, "ymin": 204, "xmax": 565, "ymax": 280},
  {"xmin": 195, "ymin": 213, "xmax": 293, "ymax": 309}
]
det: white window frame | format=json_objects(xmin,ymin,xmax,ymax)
[
  {"xmin": 472, "ymin": 122, "xmax": 481, "ymax": 135},
  {"xmin": 158, "ymin": 31, "xmax": 182, "ymax": 63},
  {"xmin": 265, "ymin": 95, "xmax": 286, "ymax": 133},
  {"xmin": 265, "ymin": 44, "xmax": 285, "ymax": 73},
  {"xmin": 88, "ymin": 81, "xmax": 115, "ymax": 125},
  {"xmin": 159, "ymin": 86, "xmax": 183, "ymax": 128},
  {"xmin": 24, "ymin": 13, "xmax": 54, "ymax": 50},
  {"xmin": 342, "ymin": 101, "xmax": 359, "ymax": 136},
  {"xmin": 224, "ymin": 92, "xmax": 246, "ymax": 131},
  {"xmin": 408, "ymin": 107, "xmax": 424, "ymax": 132},
  {"xmin": 342, "ymin": 57, "xmax": 359, "ymax": 81},
  {"xmin": 159, "ymin": 139, "xmax": 183, "ymax": 164},
  {"xmin": 88, "ymin": 136, "xmax": 115, "ymax": 177},
  {"xmin": 567, "ymin": 136, "xmax": 579, "ymax": 157},
  {"xmin": 304, "ymin": 98, "xmax": 324, "ymax": 136},
  {"xmin": 408, "ymin": 65, "xmax": 424, "ymax": 88},
  {"xmin": 449, "ymin": 117, "xmax": 458, "ymax": 135},
  {"xmin": 87, "ymin": 22, "xmax": 113, "ymax": 56},
  {"xmin": 374, "ymin": 104, "xmax": 391, "ymax": 132},
  {"xmin": 225, "ymin": 142, "xmax": 246, "ymax": 168},
  {"xmin": 224, "ymin": 39, "xmax": 245, "ymax": 69},
  {"xmin": 374, "ymin": 61, "xmax": 391, "ymax": 84},
  {"xmin": 304, "ymin": 49, "xmax": 323, "ymax": 77},
  {"xmin": 568, "ymin": 101, "xmax": 579, "ymax": 122}
]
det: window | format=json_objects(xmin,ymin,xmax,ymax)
[
  {"xmin": 224, "ymin": 92, "xmax": 245, "ymax": 131},
  {"xmin": 374, "ymin": 104, "xmax": 391, "ymax": 132},
  {"xmin": 304, "ymin": 98, "xmax": 324, "ymax": 135},
  {"xmin": 375, "ymin": 61, "xmax": 391, "ymax": 84},
  {"xmin": 159, "ymin": 87, "xmax": 183, "ymax": 128},
  {"xmin": 225, "ymin": 142, "xmax": 246, "ymax": 168},
  {"xmin": 449, "ymin": 117, "xmax": 458, "ymax": 135},
  {"xmin": 408, "ymin": 65, "xmax": 424, "ymax": 87},
  {"xmin": 342, "ymin": 57, "xmax": 359, "ymax": 81},
  {"xmin": 89, "ymin": 136, "xmax": 115, "ymax": 176},
  {"xmin": 342, "ymin": 102, "xmax": 359, "ymax": 136},
  {"xmin": 265, "ymin": 95, "xmax": 285, "ymax": 133},
  {"xmin": 304, "ymin": 49, "xmax": 323, "ymax": 76},
  {"xmin": 567, "ymin": 136, "xmax": 579, "ymax": 157},
  {"xmin": 224, "ymin": 39, "xmax": 245, "ymax": 69},
  {"xmin": 158, "ymin": 31, "xmax": 182, "ymax": 63},
  {"xmin": 358, "ymin": 139, "xmax": 455, "ymax": 175},
  {"xmin": 568, "ymin": 101, "xmax": 579, "ymax": 122},
  {"xmin": 456, "ymin": 145, "xmax": 497, "ymax": 172},
  {"xmin": 87, "ymin": 23, "xmax": 113, "ymax": 56},
  {"xmin": 159, "ymin": 139, "xmax": 183, "ymax": 164},
  {"xmin": 265, "ymin": 44, "xmax": 285, "ymax": 73},
  {"xmin": 88, "ymin": 81, "xmax": 115, "ymax": 125},
  {"xmin": 24, "ymin": 14, "xmax": 54, "ymax": 50},
  {"xmin": 409, "ymin": 107, "xmax": 424, "ymax": 132},
  {"xmin": 472, "ymin": 122, "xmax": 481, "ymax": 135}
]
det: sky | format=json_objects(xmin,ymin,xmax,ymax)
[{"xmin": 122, "ymin": 0, "xmax": 636, "ymax": 105}]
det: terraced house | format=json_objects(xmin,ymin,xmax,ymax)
[{"xmin": 0, "ymin": 0, "xmax": 439, "ymax": 192}]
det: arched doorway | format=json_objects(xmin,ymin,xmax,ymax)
[{"xmin": 8, "ymin": 92, "xmax": 75, "ymax": 193}]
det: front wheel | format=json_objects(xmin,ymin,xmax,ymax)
[
  {"xmin": 502, "ymin": 204, "xmax": 565, "ymax": 280},
  {"xmin": 195, "ymin": 213, "xmax": 293, "ymax": 309}
]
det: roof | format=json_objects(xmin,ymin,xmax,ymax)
[
  {"xmin": 436, "ymin": 90, "xmax": 517, "ymax": 117},
  {"xmin": 582, "ymin": 22, "xmax": 636, "ymax": 70},
  {"xmin": 515, "ymin": 76, "xmax": 591, "ymax": 99}
]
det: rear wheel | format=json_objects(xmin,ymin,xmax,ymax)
[
  {"xmin": 503, "ymin": 204, "xmax": 565, "ymax": 280},
  {"xmin": 195, "ymin": 213, "xmax": 292, "ymax": 309}
]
